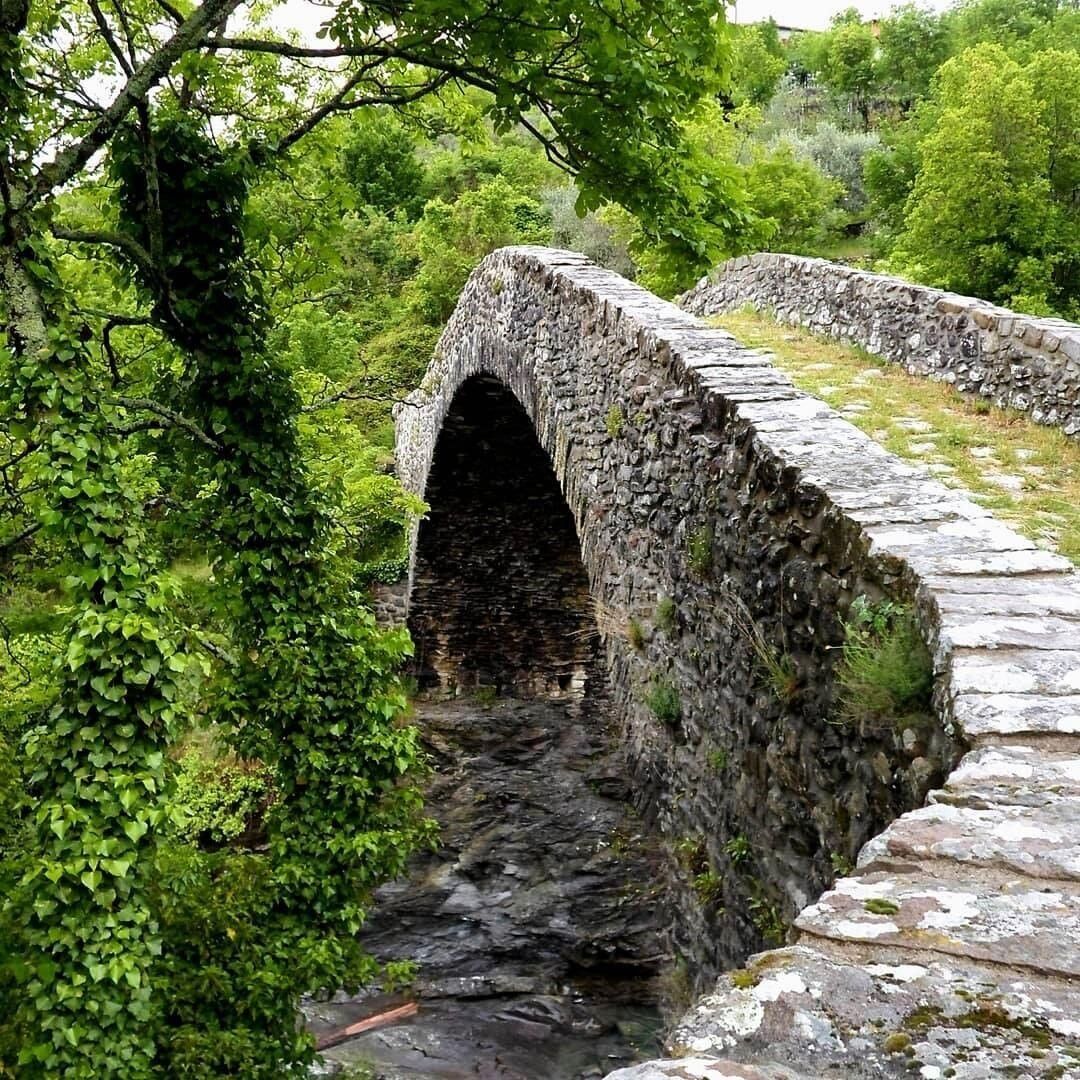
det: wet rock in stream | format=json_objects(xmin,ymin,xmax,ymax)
[{"xmin": 306, "ymin": 696, "xmax": 671, "ymax": 1078}]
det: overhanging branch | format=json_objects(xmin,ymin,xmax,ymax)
[
  {"xmin": 113, "ymin": 396, "xmax": 224, "ymax": 453},
  {"xmin": 29, "ymin": 0, "xmax": 245, "ymax": 209}
]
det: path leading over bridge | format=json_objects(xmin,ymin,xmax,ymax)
[{"xmin": 395, "ymin": 248, "xmax": 1080, "ymax": 1078}]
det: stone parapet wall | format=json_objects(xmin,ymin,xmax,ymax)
[
  {"xmin": 396, "ymin": 248, "xmax": 1080, "ymax": 1078},
  {"xmin": 681, "ymin": 252, "xmax": 1080, "ymax": 437}
]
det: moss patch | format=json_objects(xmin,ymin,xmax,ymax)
[{"xmin": 864, "ymin": 897, "xmax": 900, "ymax": 916}]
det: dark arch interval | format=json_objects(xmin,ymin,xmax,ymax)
[{"xmin": 408, "ymin": 374, "xmax": 599, "ymax": 698}]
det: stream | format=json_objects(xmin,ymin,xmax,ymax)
[{"xmin": 304, "ymin": 696, "xmax": 671, "ymax": 1078}]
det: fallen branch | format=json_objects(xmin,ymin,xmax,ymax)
[{"xmin": 314, "ymin": 1001, "xmax": 419, "ymax": 1051}]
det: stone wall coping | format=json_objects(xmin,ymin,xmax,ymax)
[
  {"xmin": 681, "ymin": 251, "xmax": 1080, "ymax": 437},
  {"xmin": 397, "ymin": 247, "xmax": 1080, "ymax": 1078}
]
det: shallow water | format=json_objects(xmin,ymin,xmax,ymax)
[{"xmin": 310, "ymin": 991, "xmax": 663, "ymax": 1078}]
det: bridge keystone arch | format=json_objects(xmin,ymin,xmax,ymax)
[{"xmin": 394, "ymin": 247, "xmax": 1080, "ymax": 1077}]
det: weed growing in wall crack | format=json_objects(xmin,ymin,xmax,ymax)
[
  {"xmin": 605, "ymin": 403, "xmax": 626, "ymax": 438},
  {"xmin": 724, "ymin": 834, "xmax": 752, "ymax": 865},
  {"xmin": 655, "ymin": 596, "xmax": 677, "ymax": 633},
  {"xmin": 693, "ymin": 870, "xmax": 724, "ymax": 906},
  {"xmin": 834, "ymin": 596, "xmax": 934, "ymax": 730},
  {"xmin": 674, "ymin": 836, "xmax": 707, "ymax": 874},
  {"xmin": 748, "ymin": 891, "xmax": 787, "ymax": 945},
  {"xmin": 761, "ymin": 650, "xmax": 800, "ymax": 705},
  {"xmin": 658, "ymin": 955, "xmax": 694, "ymax": 1015},
  {"xmin": 707, "ymin": 747, "xmax": 728, "ymax": 772},
  {"xmin": 645, "ymin": 678, "xmax": 681, "ymax": 723},
  {"xmin": 687, "ymin": 524, "xmax": 715, "ymax": 576},
  {"xmin": 472, "ymin": 684, "xmax": 498, "ymax": 707},
  {"xmin": 717, "ymin": 583, "xmax": 800, "ymax": 704},
  {"xmin": 830, "ymin": 852, "xmax": 855, "ymax": 877}
]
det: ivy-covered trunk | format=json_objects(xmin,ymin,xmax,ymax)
[
  {"xmin": 1, "ymin": 25, "xmax": 431, "ymax": 1080},
  {"xmin": 106, "ymin": 117, "xmax": 434, "ymax": 1076},
  {"xmin": 1, "ymin": 228, "xmax": 180, "ymax": 1079}
]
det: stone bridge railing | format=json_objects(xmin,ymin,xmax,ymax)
[
  {"xmin": 395, "ymin": 248, "xmax": 1080, "ymax": 1078},
  {"xmin": 682, "ymin": 252, "xmax": 1080, "ymax": 437}
]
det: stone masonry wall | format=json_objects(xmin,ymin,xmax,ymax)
[
  {"xmin": 396, "ymin": 248, "xmax": 1080, "ymax": 1078},
  {"xmin": 681, "ymin": 252, "xmax": 1080, "ymax": 437},
  {"xmin": 407, "ymin": 374, "xmax": 598, "ymax": 698}
]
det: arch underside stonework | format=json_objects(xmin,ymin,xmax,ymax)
[
  {"xmin": 408, "ymin": 373, "xmax": 598, "ymax": 698},
  {"xmin": 395, "ymin": 248, "xmax": 1080, "ymax": 1078}
]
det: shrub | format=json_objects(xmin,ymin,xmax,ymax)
[
  {"xmin": 0, "ymin": 631, "xmax": 61, "ymax": 1069},
  {"xmin": 541, "ymin": 185, "xmax": 635, "ymax": 279},
  {"xmin": 834, "ymin": 596, "xmax": 934, "ymax": 730},
  {"xmin": 645, "ymin": 678, "xmax": 681, "ymax": 723},
  {"xmin": 627, "ymin": 618, "xmax": 646, "ymax": 651},
  {"xmin": 655, "ymin": 596, "xmax": 677, "ymax": 633},
  {"xmin": 744, "ymin": 142, "xmax": 844, "ymax": 254},
  {"xmin": 787, "ymin": 122, "xmax": 881, "ymax": 218}
]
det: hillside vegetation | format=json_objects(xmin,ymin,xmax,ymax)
[{"xmin": 1, "ymin": 0, "xmax": 1077, "ymax": 1075}]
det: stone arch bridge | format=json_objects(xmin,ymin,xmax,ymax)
[{"xmin": 393, "ymin": 248, "xmax": 1080, "ymax": 1078}]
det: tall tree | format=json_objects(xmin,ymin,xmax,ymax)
[
  {"xmin": 895, "ymin": 42, "xmax": 1080, "ymax": 314},
  {"xmin": 822, "ymin": 18, "xmax": 880, "ymax": 129},
  {"xmin": 878, "ymin": 3, "xmax": 952, "ymax": 108},
  {"xmin": 0, "ymin": 1, "xmax": 741, "ymax": 1075}
]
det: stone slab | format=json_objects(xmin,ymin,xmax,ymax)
[
  {"xmin": 795, "ymin": 870, "xmax": 1080, "ymax": 979},
  {"xmin": 857, "ymin": 797, "xmax": 1080, "ymax": 881},
  {"xmin": 949, "ymin": 649, "xmax": 1080, "ymax": 696},
  {"xmin": 950, "ymin": 691, "xmax": 1080, "ymax": 739},
  {"xmin": 941, "ymin": 745, "xmax": 1080, "ymax": 801},
  {"xmin": 936, "ymin": 614, "xmax": 1080, "ymax": 653},
  {"xmin": 659, "ymin": 945, "xmax": 1080, "ymax": 1080},
  {"xmin": 604, "ymin": 1062, "xmax": 807, "ymax": 1080},
  {"xmin": 927, "ymin": 579, "xmax": 1080, "ymax": 618}
]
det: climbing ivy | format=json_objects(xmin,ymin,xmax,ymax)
[
  {"xmin": 1, "ymin": 243, "xmax": 182, "ymax": 1078},
  {"xmin": 0, "ymin": 13, "xmax": 182, "ymax": 1073},
  {"xmin": 1, "ymin": 64, "xmax": 433, "ymax": 1080},
  {"xmin": 0, "ymin": 0, "xmax": 749, "ymax": 1072},
  {"xmin": 111, "ymin": 116, "xmax": 434, "ymax": 1076}
]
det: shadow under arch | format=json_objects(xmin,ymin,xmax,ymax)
[{"xmin": 407, "ymin": 373, "xmax": 600, "ymax": 699}]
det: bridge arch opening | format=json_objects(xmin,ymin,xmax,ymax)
[{"xmin": 408, "ymin": 374, "xmax": 599, "ymax": 698}]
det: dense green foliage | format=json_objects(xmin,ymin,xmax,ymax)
[
  {"xmin": 782, "ymin": 0, "xmax": 1080, "ymax": 315},
  {"xmin": 1, "ymin": 0, "xmax": 1078, "ymax": 1074},
  {"xmin": 0, "ymin": 0, "xmax": 773, "ymax": 1075},
  {"xmin": 889, "ymin": 44, "xmax": 1080, "ymax": 313},
  {"xmin": 834, "ymin": 598, "xmax": 934, "ymax": 730}
]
